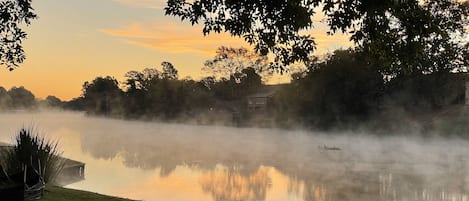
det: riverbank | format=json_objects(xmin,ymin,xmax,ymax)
[{"xmin": 42, "ymin": 186, "xmax": 136, "ymax": 201}]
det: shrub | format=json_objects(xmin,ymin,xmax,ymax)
[{"xmin": 1, "ymin": 127, "xmax": 64, "ymax": 185}]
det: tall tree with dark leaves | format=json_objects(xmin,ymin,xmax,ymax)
[
  {"xmin": 8, "ymin": 86, "xmax": 35, "ymax": 108},
  {"xmin": 0, "ymin": 0, "xmax": 36, "ymax": 71},
  {"xmin": 161, "ymin": 61, "xmax": 179, "ymax": 80},
  {"xmin": 166, "ymin": 0, "xmax": 469, "ymax": 75},
  {"xmin": 166, "ymin": 0, "xmax": 319, "ymax": 66},
  {"xmin": 203, "ymin": 46, "xmax": 272, "ymax": 83},
  {"xmin": 338, "ymin": 0, "xmax": 469, "ymax": 75},
  {"xmin": 82, "ymin": 76, "xmax": 123, "ymax": 115}
]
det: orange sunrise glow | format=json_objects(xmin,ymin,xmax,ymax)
[{"xmin": 0, "ymin": 0, "xmax": 351, "ymax": 101}]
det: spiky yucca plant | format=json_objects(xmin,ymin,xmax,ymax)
[{"xmin": 1, "ymin": 127, "xmax": 64, "ymax": 185}]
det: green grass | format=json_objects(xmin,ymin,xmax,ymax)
[{"xmin": 41, "ymin": 186, "xmax": 137, "ymax": 201}]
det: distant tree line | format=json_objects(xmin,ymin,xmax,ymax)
[
  {"xmin": 63, "ymin": 48, "xmax": 467, "ymax": 132},
  {"xmin": 0, "ymin": 86, "xmax": 65, "ymax": 110},
  {"xmin": 67, "ymin": 59, "xmax": 265, "ymax": 125},
  {"xmin": 1, "ymin": 47, "xmax": 466, "ymax": 133},
  {"xmin": 0, "ymin": 86, "xmax": 36, "ymax": 110}
]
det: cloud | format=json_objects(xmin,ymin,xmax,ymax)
[
  {"xmin": 106, "ymin": 1, "xmax": 352, "ymax": 56},
  {"xmin": 101, "ymin": 21, "xmax": 249, "ymax": 56},
  {"xmin": 101, "ymin": 19, "xmax": 352, "ymax": 57}
]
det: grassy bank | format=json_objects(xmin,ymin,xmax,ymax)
[{"xmin": 41, "ymin": 186, "xmax": 136, "ymax": 201}]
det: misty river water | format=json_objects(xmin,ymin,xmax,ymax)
[{"xmin": 0, "ymin": 111, "xmax": 469, "ymax": 201}]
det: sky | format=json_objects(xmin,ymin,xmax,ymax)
[{"xmin": 0, "ymin": 0, "xmax": 352, "ymax": 101}]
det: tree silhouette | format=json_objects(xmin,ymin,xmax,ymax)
[
  {"xmin": 8, "ymin": 86, "xmax": 35, "ymax": 109},
  {"xmin": 204, "ymin": 46, "xmax": 272, "ymax": 83},
  {"xmin": 0, "ymin": 86, "xmax": 11, "ymax": 109},
  {"xmin": 166, "ymin": 0, "xmax": 469, "ymax": 75},
  {"xmin": 275, "ymin": 49, "xmax": 384, "ymax": 129},
  {"xmin": 124, "ymin": 68, "xmax": 160, "ymax": 92},
  {"xmin": 161, "ymin": 61, "xmax": 178, "ymax": 80},
  {"xmin": 45, "ymin": 95, "xmax": 63, "ymax": 108},
  {"xmin": 82, "ymin": 76, "xmax": 122, "ymax": 115},
  {"xmin": 122, "ymin": 65, "xmax": 204, "ymax": 119},
  {"xmin": 0, "ymin": 0, "xmax": 36, "ymax": 70},
  {"xmin": 352, "ymin": 0, "xmax": 469, "ymax": 75}
]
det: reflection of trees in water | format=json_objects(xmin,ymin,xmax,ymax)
[
  {"xmin": 299, "ymin": 170, "xmax": 381, "ymax": 201},
  {"xmin": 75, "ymin": 122, "xmax": 469, "ymax": 201},
  {"xmin": 78, "ymin": 126, "xmax": 284, "ymax": 177},
  {"xmin": 287, "ymin": 176, "xmax": 303, "ymax": 197},
  {"xmin": 199, "ymin": 166, "xmax": 272, "ymax": 201},
  {"xmin": 296, "ymin": 169, "xmax": 469, "ymax": 201},
  {"xmin": 303, "ymin": 185, "xmax": 326, "ymax": 201},
  {"xmin": 377, "ymin": 172, "xmax": 469, "ymax": 201},
  {"xmin": 79, "ymin": 132, "xmax": 469, "ymax": 201}
]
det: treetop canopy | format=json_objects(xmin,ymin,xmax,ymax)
[{"xmin": 165, "ymin": 0, "xmax": 469, "ymax": 75}]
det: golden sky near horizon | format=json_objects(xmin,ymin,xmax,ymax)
[{"xmin": 0, "ymin": 0, "xmax": 352, "ymax": 101}]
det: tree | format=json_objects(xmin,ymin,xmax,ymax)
[
  {"xmin": 124, "ymin": 68, "xmax": 160, "ymax": 92},
  {"xmin": 63, "ymin": 97, "xmax": 85, "ymax": 111},
  {"xmin": 146, "ymin": 78, "xmax": 186, "ymax": 118},
  {"xmin": 82, "ymin": 76, "xmax": 122, "ymax": 115},
  {"xmin": 283, "ymin": 49, "xmax": 384, "ymax": 129},
  {"xmin": 351, "ymin": 0, "xmax": 469, "ymax": 75},
  {"xmin": 166, "ymin": 0, "xmax": 317, "ymax": 65},
  {"xmin": 124, "ymin": 62, "xmax": 178, "ymax": 91},
  {"xmin": 200, "ymin": 76, "xmax": 216, "ymax": 90},
  {"xmin": 45, "ymin": 95, "xmax": 63, "ymax": 108},
  {"xmin": 166, "ymin": 0, "xmax": 469, "ymax": 75},
  {"xmin": 238, "ymin": 67, "xmax": 262, "ymax": 95},
  {"xmin": 383, "ymin": 72, "xmax": 466, "ymax": 113},
  {"xmin": 0, "ymin": 86, "xmax": 12, "ymax": 109},
  {"xmin": 203, "ymin": 46, "xmax": 272, "ymax": 83},
  {"xmin": 122, "ymin": 64, "xmax": 185, "ymax": 119},
  {"xmin": 0, "ymin": 0, "xmax": 37, "ymax": 70},
  {"xmin": 8, "ymin": 86, "xmax": 35, "ymax": 109},
  {"xmin": 161, "ymin": 61, "xmax": 178, "ymax": 80},
  {"xmin": 206, "ymin": 67, "xmax": 263, "ymax": 101},
  {"xmin": 123, "ymin": 68, "xmax": 163, "ymax": 117}
]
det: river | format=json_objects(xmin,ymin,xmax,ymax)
[{"xmin": 0, "ymin": 111, "xmax": 468, "ymax": 201}]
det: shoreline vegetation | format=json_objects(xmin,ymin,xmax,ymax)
[
  {"xmin": 0, "ymin": 127, "xmax": 134, "ymax": 201},
  {"xmin": 43, "ymin": 186, "xmax": 136, "ymax": 201},
  {"xmin": 0, "ymin": 127, "xmax": 63, "ymax": 200},
  {"xmin": 1, "ymin": 49, "xmax": 468, "ymax": 135}
]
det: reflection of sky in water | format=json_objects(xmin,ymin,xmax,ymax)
[{"xmin": 0, "ymin": 111, "xmax": 468, "ymax": 201}]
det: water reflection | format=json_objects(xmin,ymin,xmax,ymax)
[
  {"xmin": 297, "ymin": 170, "xmax": 469, "ymax": 201},
  {"xmin": 376, "ymin": 172, "xmax": 468, "ymax": 201},
  {"xmin": 0, "ymin": 112, "xmax": 469, "ymax": 201},
  {"xmin": 199, "ymin": 166, "xmax": 271, "ymax": 201}
]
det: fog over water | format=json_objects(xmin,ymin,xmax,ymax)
[{"xmin": 0, "ymin": 111, "xmax": 468, "ymax": 201}]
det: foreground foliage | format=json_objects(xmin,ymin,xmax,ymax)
[
  {"xmin": 1, "ymin": 127, "xmax": 64, "ymax": 185},
  {"xmin": 0, "ymin": 0, "xmax": 37, "ymax": 70},
  {"xmin": 165, "ymin": 0, "xmax": 469, "ymax": 76}
]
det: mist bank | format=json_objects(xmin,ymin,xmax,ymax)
[
  {"xmin": 63, "ymin": 54, "xmax": 469, "ymax": 136},
  {"xmin": 2, "ymin": 50, "xmax": 469, "ymax": 136},
  {"xmin": 0, "ymin": 111, "xmax": 468, "ymax": 173},
  {"xmin": 0, "ymin": 111, "xmax": 468, "ymax": 201}
]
